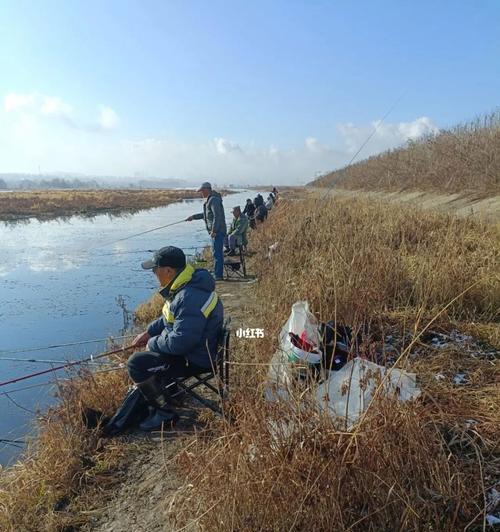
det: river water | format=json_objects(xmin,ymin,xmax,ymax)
[{"xmin": 0, "ymin": 189, "xmax": 256, "ymax": 464}]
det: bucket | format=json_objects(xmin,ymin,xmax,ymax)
[{"xmin": 287, "ymin": 345, "xmax": 322, "ymax": 364}]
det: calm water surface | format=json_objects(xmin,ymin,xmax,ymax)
[{"xmin": 0, "ymin": 189, "xmax": 255, "ymax": 464}]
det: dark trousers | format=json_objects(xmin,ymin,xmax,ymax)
[
  {"xmin": 211, "ymin": 232, "xmax": 225, "ymax": 279},
  {"xmin": 127, "ymin": 351, "xmax": 206, "ymax": 384}
]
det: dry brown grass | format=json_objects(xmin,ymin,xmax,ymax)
[
  {"xmin": 0, "ymin": 366, "xmax": 132, "ymax": 531},
  {"xmin": 171, "ymin": 196, "xmax": 499, "ymax": 530},
  {"xmin": 0, "ymin": 188, "xmax": 201, "ymax": 221},
  {"xmin": 313, "ymin": 111, "xmax": 500, "ymax": 195},
  {"xmin": 0, "ymin": 195, "xmax": 498, "ymax": 530}
]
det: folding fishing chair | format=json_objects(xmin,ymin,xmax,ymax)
[
  {"xmin": 223, "ymin": 245, "xmax": 247, "ymax": 279},
  {"xmin": 167, "ymin": 318, "xmax": 231, "ymax": 414}
]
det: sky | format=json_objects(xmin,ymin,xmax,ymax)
[{"xmin": 0, "ymin": 0, "xmax": 498, "ymax": 185}]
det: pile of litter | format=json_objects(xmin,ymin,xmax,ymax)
[
  {"xmin": 315, "ymin": 358, "xmax": 419, "ymax": 427},
  {"xmin": 265, "ymin": 301, "xmax": 421, "ymax": 430},
  {"xmin": 425, "ymin": 329, "xmax": 498, "ymax": 360},
  {"xmin": 382, "ymin": 329, "xmax": 498, "ymax": 363},
  {"xmin": 380, "ymin": 327, "xmax": 498, "ymax": 386}
]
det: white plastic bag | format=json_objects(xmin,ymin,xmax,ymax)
[
  {"xmin": 315, "ymin": 358, "xmax": 420, "ymax": 428},
  {"xmin": 265, "ymin": 301, "xmax": 320, "ymax": 403},
  {"xmin": 278, "ymin": 301, "xmax": 321, "ymax": 363}
]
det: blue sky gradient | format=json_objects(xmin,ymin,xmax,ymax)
[{"xmin": 1, "ymin": 0, "xmax": 498, "ymax": 183}]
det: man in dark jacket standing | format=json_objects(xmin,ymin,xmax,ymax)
[
  {"xmin": 128, "ymin": 246, "xmax": 224, "ymax": 430},
  {"xmin": 186, "ymin": 182, "xmax": 226, "ymax": 280}
]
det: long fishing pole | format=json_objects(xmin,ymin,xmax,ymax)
[
  {"xmin": 0, "ymin": 334, "xmax": 135, "ymax": 357},
  {"xmin": 0, "ymin": 345, "xmax": 135, "ymax": 388},
  {"xmin": 318, "ymin": 91, "xmax": 406, "ymax": 199},
  {"xmin": 85, "ymin": 218, "xmax": 187, "ymax": 252},
  {"xmin": 0, "ymin": 357, "xmax": 116, "ymax": 365}
]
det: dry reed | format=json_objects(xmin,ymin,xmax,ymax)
[
  {"xmin": 171, "ymin": 196, "xmax": 499, "ymax": 530},
  {"xmin": 0, "ymin": 195, "xmax": 497, "ymax": 530},
  {"xmin": 313, "ymin": 110, "xmax": 500, "ymax": 195}
]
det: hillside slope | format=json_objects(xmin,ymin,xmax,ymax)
[{"xmin": 312, "ymin": 111, "xmax": 500, "ymax": 195}]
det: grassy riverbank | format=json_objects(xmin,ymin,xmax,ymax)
[
  {"xmin": 0, "ymin": 192, "xmax": 498, "ymax": 530},
  {"xmin": 170, "ymin": 196, "xmax": 499, "ymax": 530},
  {"xmin": 312, "ymin": 110, "xmax": 500, "ymax": 195},
  {"xmin": 0, "ymin": 188, "xmax": 201, "ymax": 221}
]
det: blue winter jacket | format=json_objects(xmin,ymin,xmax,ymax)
[{"xmin": 146, "ymin": 265, "xmax": 224, "ymax": 368}]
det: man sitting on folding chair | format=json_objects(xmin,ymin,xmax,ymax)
[
  {"xmin": 224, "ymin": 205, "xmax": 249, "ymax": 256},
  {"xmin": 128, "ymin": 246, "xmax": 223, "ymax": 431}
]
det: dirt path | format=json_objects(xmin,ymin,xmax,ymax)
[{"xmin": 86, "ymin": 276, "xmax": 257, "ymax": 532}]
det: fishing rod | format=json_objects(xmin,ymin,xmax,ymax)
[
  {"xmin": 85, "ymin": 218, "xmax": 187, "ymax": 252},
  {"xmin": 318, "ymin": 92, "xmax": 406, "ymax": 200},
  {"xmin": 86, "ymin": 245, "xmax": 207, "ymax": 257},
  {"xmin": 0, "ymin": 334, "xmax": 135, "ymax": 357},
  {"xmin": 0, "ymin": 438, "xmax": 25, "ymax": 449},
  {"xmin": 0, "ymin": 357, "xmax": 117, "ymax": 365},
  {"xmin": 0, "ymin": 344, "xmax": 135, "ymax": 388}
]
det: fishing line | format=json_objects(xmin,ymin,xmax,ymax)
[
  {"xmin": 0, "ymin": 438, "xmax": 25, "ymax": 449},
  {"xmin": 3, "ymin": 392, "xmax": 35, "ymax": 414},
  {"xmin": 0, "ymin": 381, "xmax": 57, "ymax": 396},
  {"xmin": 85, "ymin": 218, "xmax": 187, "ymax": 252},
  {"xmin": 0, "ymin": 334, "xmax": 135, "ymax": 357},
  {"xmin": 0, "ymin": 357, "xmax": 118, "ymax": 365},
  {"xmin": 87, "ymin": 245, "xmax": 207, "ymax": 257},
  {"xmin": 318, "ymin": 91, "xmax": 406, "ymax": 199},
  {"xmin": 305, "ymin": 93, "xmax": 406, "ymax": 266},
  {"xmin": 0, "ymin": 345, "xmax": 135, "ymax": 388}
]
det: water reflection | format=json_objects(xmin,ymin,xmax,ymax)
[
  {"xmin": 1, "ymin": 195, "xmax": 208, "ymax": 227},
  {"xmin": 0, "ymin": 189, "xmax": 255, "ymax": 464}
]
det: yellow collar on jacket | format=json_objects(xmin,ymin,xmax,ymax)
[{"xmin": 160, "ymin": 264, "xmax": 195, "ymax": 296}]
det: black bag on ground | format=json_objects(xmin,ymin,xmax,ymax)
[
  {"xmin": 103, "ymin": 386, "xmax": 149, "ymax": 437},
  {"xmin": 318, "ymin": 321, "xmax": 357, "ymax": 371}
]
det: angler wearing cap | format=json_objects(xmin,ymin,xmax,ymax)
[
  {"xmin": 186, "ymin": 182, "xmax": 226, "ymax": 280},
  {"xmin": 128, "ymin": 246, "xmax": 223, "ymax": 430},
  {"xmin": 224, "ymin": 205, "xmax": 249, "ymax": 256}
]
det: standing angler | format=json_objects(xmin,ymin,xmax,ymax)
[{"xmin": 186, "ymin": 182, "xmax": 226, "ymax": 281}]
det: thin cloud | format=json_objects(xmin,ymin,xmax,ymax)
[
  {"xmin": 4, "ymin": 93, "xmax": 36, "ymax": 112},
  {"xmin": 214, "ymin": 137, "xmax": 242, "ymax": 155},
  {"xmin": 0, "ymin": 108, "xmax": 438, "ymax": 184},
  {"xmin": 337, "ymin": 116, "xmax": 439, "ymax": 156},
  {"xmin": 99, "ymin": 106, "xmax": 119, "ymax": 130},
  {"xmin": 3, "ymin": 92, "xmax": 119, "ymax": 133}
]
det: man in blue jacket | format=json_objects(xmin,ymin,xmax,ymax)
[
  {"xmin": 128, "ymin": 246, "xmax": 224, "ymax": 430},
  {"xmin": 186, "ymin": 182, "xmax": 226, "ymax": 280}
]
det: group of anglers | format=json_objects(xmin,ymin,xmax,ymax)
[
  {"xmin": 186, "ymin": 181, "xmax": 278, "ymax": 279},
  {"xmin": 113, "ymin": 182, "xmax": 278, "ymax": 432}
]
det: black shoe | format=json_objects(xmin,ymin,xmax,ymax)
[
  {"xmin": 224, "ymin": 247, "xmax": 230, "ymax": 254},
  {"xmin": 227, "ymin": 250, "xmax": 236, "ymax": 256},
  {"xmin": 139, "ymin": 407, "xmax": 179, "ymax": 431}
]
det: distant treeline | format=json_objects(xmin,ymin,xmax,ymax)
[
  {"xmin": 0, "ymin": 176, "xmax": 100, "ymax": 190},
  {"xmin": 312, "ymin": 110, "xmax": 500, "ymax": 195},
  {"xmin": 0, "ymin": 175, "xmax": 192, "ymax": 190}
]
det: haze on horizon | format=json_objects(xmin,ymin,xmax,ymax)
[{"xmin": 0, "ymin": 0, "xmax": 498, "ymax": 185}]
